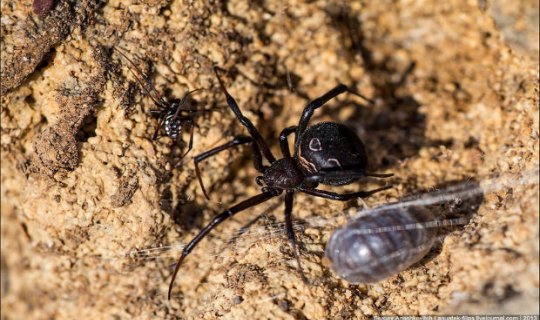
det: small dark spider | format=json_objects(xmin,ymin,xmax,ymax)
[
  {"xmin": 114, "ymin": 47, "xmax": 213, "ymax": 159},
  {"xmin": 167, "ymin": 67, "xmax": 393, "ymax": 299}
]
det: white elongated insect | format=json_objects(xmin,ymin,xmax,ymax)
[
  {"xmin": 325, "ymin": 205, "xmax": 438, "ymax": 283},
  {"xmin": 325, "ymin": 168, "xmax": 539, "ymax": 283}
]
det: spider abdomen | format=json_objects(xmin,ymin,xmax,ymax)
[
  {"xmin": 163, "ymin": 115, "xmax": 183, "ymax": 139},
  {"xmin": 297, "ymin": 122, "xmax": 368, "ymax": 185},
  {"xmin": 162, "ymin": 104, "xmax": 184, "ymax": 139},
  {"xmin": 325, "ymin": 206, "xmax": 437, "ymax": 283}
]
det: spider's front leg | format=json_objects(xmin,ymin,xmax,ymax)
[{"xmin": 214, "ymin": 67, "xmax": 276, "ymax": 163}]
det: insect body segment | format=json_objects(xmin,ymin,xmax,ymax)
[{"xmin": 325, "ymin": 206, "xmax": 437, "ymax": 283}]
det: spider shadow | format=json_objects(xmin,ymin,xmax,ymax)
[
  {"xmin": 190, "ymin": 201, "xmax": 285, "ymax": 288},
  {"xmin": 157, "ymin": 174, "xmax": 207, "ymax": 233},
  {"xmin": 164, "ymin": 149, "xmax": 260, "ymax": 233},
  {"xmin": 324, "ymin": 3, "xmax": 481, "ymax": 274},
  {"xmin": 324, "ymin": 5, "xmax": 453, "ymax": 172}
]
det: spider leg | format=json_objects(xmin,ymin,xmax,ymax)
[
  {"xmin": 214, "ymin": 67, "xmax": 276, "ymax": 163},
  {"xmin": 172, "ymin": 101, "xmax": 221, "ymax": 164},
  {"xmin": 173, "ymin": 88, "xmax": 203, "ymax": 118},
  {"xmin": 113, "ymin": 47, "xmax": 169, "ymax": 109},
  {"xmin": 297, "ymin": 185, "xmax": 392, "ymax": 201},
  {"xmin": 179, "ymin": 119, "xmax": 195, "ymax": 162},
  {"xmin": 182, "ymin": 88, "xmax": 203, "ymax": 103},
  {"xmin": 284, "ymin": 191, "xmax": 308, "ymax": 283},
  {"xmin": 152, "ymin": 117, "xmax": 166, "ymax": 140},
  {"xmin": 194, "ymin": 136, "xmax": 263, "ymax": 200},
  {"xmin": 304, "ymin": 169, "xmax": 393, "ymax": 184},
  {"xmin": 279, "ymin": 126, "xmax": 297, "ymax": 158},
  {"xmin": 168, "ymin": 191, "xmax": 278, "ymax": 300},
  {"xmin": 294, "ymin": 84, "xmax": 373, "ymax": 155},
  {"xmin": 249, "ymin": 140, "xmax": 265, "ymax": 172}
]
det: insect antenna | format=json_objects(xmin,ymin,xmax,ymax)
[{"xmin": 113, "ymin": 46, "xmax": 169, "ymax": 110}]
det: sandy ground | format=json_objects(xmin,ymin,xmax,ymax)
[{"xmin": 1, "ymin": 0, "xmax": 539, "ymax": 319}]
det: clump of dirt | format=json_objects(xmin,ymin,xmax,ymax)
[
  {"xmin": 0, "ymin": 0, "xmax": 104, "ymax": 95},
  {"xmin": 30, "ymin": 46, "xmax": 109, "ymax": 176},
  {"xmin": 1, "ymin": 0, "xmax": 538, "ymax": 318}
]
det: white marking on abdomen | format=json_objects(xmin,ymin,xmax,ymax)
[
  {"xmin": 327, "ymin": 158, "xmax": 341, "ymax": 167},
  {"xmin": 309, "ymin": 138, "xmax": 322, "ymax": 151}
]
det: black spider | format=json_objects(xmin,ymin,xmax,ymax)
[
  {"xmin": 114, "ymin": 47, "xmax": 213, "ymax": 159},
  {"xmin": 168, "ymin": 67, "xmax": 393, "ymax": 299}
]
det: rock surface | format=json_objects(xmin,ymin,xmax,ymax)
[{"xmin": 1, "ymin": 0, "xmax": 538, "ymax": 318}]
